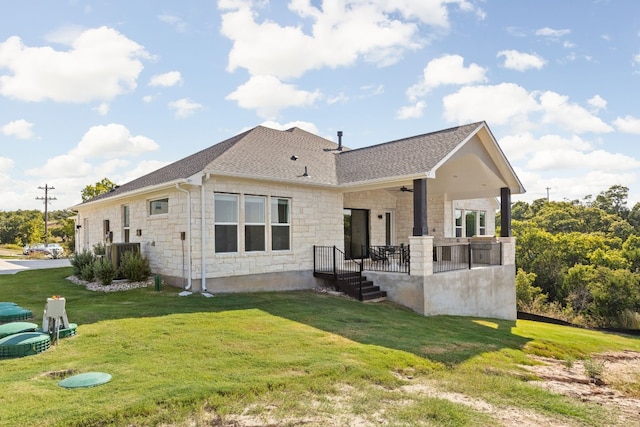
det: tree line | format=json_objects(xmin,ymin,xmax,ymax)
[
  {"xmin": 0, "ymin": 178, "xmax": 117, "ymax": 251},
  {"xmin": 511, "ymin": 185, "xmax": 640, "ymax": 329}
]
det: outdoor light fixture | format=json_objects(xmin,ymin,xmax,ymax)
[
  {"xmin": 302, "ymin": 166, "xmax": 309, "ymax": 177},
  {"xmin": 290, "ymin": 155, "xmax": 298, "ymax": 161}
]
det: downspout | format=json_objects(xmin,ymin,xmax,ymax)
[
  {"xmin": 175, "ymin": 183, "xmax": 192, "ymax": 290},
  {"xmin": 201, "ymin": 175, "xmax": 207, "ymax": 292}
]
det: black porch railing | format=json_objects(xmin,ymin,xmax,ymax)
[
  {"xmin": 361, "ymin": 245, "xmax": 410, "ymax": 274},
  {"xmin": 433, "ymin": 242, "xmax": 502, "ymax": 273},
  {"xmin": 313, "ymin": 245, "xmax": 364, "ymax": 298}
]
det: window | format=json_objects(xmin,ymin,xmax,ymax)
[
  {"xmin": 455, "ymin": 209, "xmax": 487, "ymax": 237},
  {"xmin": 465, "ymin": 211, "xmax": 477, "ymax": 237},
  {"xmin": 215, "ymin": 194, "xmax": 238, "ymax": 253},
  {"xmin": 150, "ymin": 198, "xmax": 168, "ymax": 215},
  {"xmin": 245, "ymin": 196, "xmax": 266, "ymax": 252},
  {"xmin": 455, "ymin": 209, "xmax": 463, "ymax": 237},
  {"xmin": 123, "ymin": 205, "xmax": 130, "ymax": 243},
  {"xmin": 271, "ymin": 198, "xmax": 290, "ymax": 251}
]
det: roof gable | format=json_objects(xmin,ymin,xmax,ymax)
[
  {"xmin": 335, "ymin": 122, "xmax": 483, "ymax": 184},
  {"xmin": 77, "ymin": 121, "xmax": 523, "ymax": 207}
]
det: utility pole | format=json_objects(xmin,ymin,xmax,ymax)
[{"xmin": 36, "ymin": 184, "xmax": 57, "ymax": 244}]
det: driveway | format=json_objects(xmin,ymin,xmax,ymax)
[{"xmin": 0, "ymin": 258, "xmax": 71, "ymax": 275}]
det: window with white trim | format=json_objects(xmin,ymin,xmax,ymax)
[
  {"xmin": 215, "ymin": 193, "xmax": 238, "ymax": 253},
  {"xmin": 271, "ymin": 198, "xmax": 290, "ymax": 251},
  {"xmin": 455, "ymin": 209, "xmax": 487, "ymax": 237},
  {"xmin": 123, "ymin": 205, "xmax": 130, "ymax": 242},
  {"xmin": 244, "ymin": 195, "xmax": 266, "ymax": 252},
  {"xmin": 149, "ymin": 198, "xmax": 168, "ymax": 215}
]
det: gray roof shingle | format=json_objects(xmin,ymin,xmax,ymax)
[
  {"xmin": 335, "ymin": 122, "xmax": 483, "ymax": 184},
  {"xmin": 81, "ymin": 122, "xmax": 486, "ymax": 204}
]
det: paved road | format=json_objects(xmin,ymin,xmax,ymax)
[{"xmin": 0, "ymin": 258, "xmax": 71, "ymax": 275}]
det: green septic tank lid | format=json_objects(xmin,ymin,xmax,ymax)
[
  {"xmin": 59, "ymin": 372, "xmax": 112, "ymax": 389},
  {"xmin": 0, "ymin": 322, "xmax": 38, "ymax": 338},
  {"xmin": 0, "ymin": 306, "xmax": 32, "ymax": 322}
]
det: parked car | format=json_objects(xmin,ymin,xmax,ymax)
[
  {"xmin": 45, "ymin": 243, "xmax": 64, "ymax": 258},
  {"xmin": 24, "ymin": 243, "xmax": 47, "ymax": 255}
]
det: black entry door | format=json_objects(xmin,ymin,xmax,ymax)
[{"xmin": 344, "ymin": 208, "xmax": 369, "ymax": 259}]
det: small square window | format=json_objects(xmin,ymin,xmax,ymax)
[{"xmin": 150, "ymin": 198, "xmax": 169, "ymax": 215}]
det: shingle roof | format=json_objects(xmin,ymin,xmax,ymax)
[
  {"xmin": 335, "ymin": 122, "xmax": 483, "ymax": 184},
  {"xmin": 81, "ymin": 121, "xmax": 490, "ymax": 204}
]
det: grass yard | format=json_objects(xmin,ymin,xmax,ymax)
[{"xmin": 1, "ymin": 267, "xmax": 639, "ymax": 426}]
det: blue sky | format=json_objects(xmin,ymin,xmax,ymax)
[{"xmin": 1, "ymin": 0, "xmax": 640, "ymax": 211}]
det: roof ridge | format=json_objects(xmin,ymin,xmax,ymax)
[{"xmin": 337, "ymin": 121, "xmax": 483, "ymax": 155}]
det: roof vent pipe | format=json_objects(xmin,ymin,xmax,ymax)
[{"xmin": 337, "ymin": 131, "xmax": 343, "ymax": 151}]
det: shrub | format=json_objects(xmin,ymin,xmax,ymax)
[
  {"xmin": 70, "ymin": 250, "xmax": 95, "ymax": 277},
  {"xmin": 79, "ymin": 263, "xmax": 95, "ymax": 282},
  {"xmin": 93, "ymin": 242, "xmax": 106, "ymax": 256},
  {"xmin": 93, "ymin": 258, "xmax": 116, "ymax": 286},
  {"xmin": 118, "ymin": 250, "xmax": 151, "ymax": 282},
  {"xmin": 583, "ymin": 358, "xmax": 606, "ymax": 384}
]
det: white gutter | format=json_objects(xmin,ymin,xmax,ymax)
[
  {"xmin": 175, "ymin": 183, "xmax": 192, "ymax": 290},
  {"xmin": 201, "ymin": 175, "xmax": 207, "ymax": 292}
]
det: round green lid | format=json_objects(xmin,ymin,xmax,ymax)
[
  {"xmin": 0, "ymin": 322, "xmax": 38, "ymax": 338},
  {"xmin": 59, "ymin": 372, "xmax": 112, "ymax": 389}
]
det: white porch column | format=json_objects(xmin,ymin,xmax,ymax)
[
  {"xmin": 409, "ymin": 235, "xmax": 434, "ymax": 276},
  {"xmin": 499, "ymin": 237, "xmax": 516, "ymax": 266}
]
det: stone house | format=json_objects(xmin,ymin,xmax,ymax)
[{"xmin": 72, "ymin": 121, "xmax": 525, "ymax": 320}]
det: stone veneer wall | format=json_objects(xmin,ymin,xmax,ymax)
[{"xmin": 76, "ymin": 177, "xmax": 345, "ymax": 292}]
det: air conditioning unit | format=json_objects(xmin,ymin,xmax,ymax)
[{"xmin": 106, "ymin": 242, "xmax": 140, "ymax": 279}]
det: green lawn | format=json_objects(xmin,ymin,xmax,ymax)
[{"xmin": 1, "ymin": 267, "xmax": 639, "ymax": 426}]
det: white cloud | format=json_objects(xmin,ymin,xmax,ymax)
[
  {"xmin": 613, "ymin": 115, "xmax": 640, "ymax": 134},
  {"xmin": 158, "ymin": 14, "xmax": 187, "ymax": 32},
  {"xmin": 44, "ymin": 25, "xmax": 86, "ymax": 45},
  {"xmin": 149, "ymin": 71, "xmax": 183, "ymax": 87},
  {"xmin": 143, "ymin": 95, "xmax": 154, "ymax": 103},
  {"xmin": 527, "ymin": 149, "xmax": 640, "ymax": 172},
  {"xmin": 94, "ymin": 103, "xmax": 110, "ymax": 115},
  {"xmin": 327, "ymin": 92, "xmax": 348, "ymax": 104},
  {"xmin": 168, "ymin": 98, "xmax": 203, "ymax": 118},
  {"xmin": 406, "ymin": 54, "xmax": 487, "ymax": 101},
  {"xmin": 1, "ymin": 119, "xmax": 34, "ymax": 139},
  {"xmin": 0, "ymin": 27, "xmax": 149, "ymax": 102},
  {"xmin": 26, "ymin": 154, "xmax": 93, "ymax": 178},
  {"xmin": 396, "ymin": 101, "xmax": 425, "ymax": 119},
  {"xmin": 587, "ymin": 95, "xmax": 607, "ymax": 111},
  {"xmin": 71, "ymin": 123, "xmax": 159, "ymax": 158},
  {"xmin": 220, "ymin": 0, "xmax": 479, "ymax": 80},
  {"xmin": 499, "ymin": 133, "xmax": 592, "ymax": 162},
  {"xmin": 226, "ymin": 75, "xmax": 321, "ymax": 119},
  {"xmin": 0, "ymin": 157, "xmax": 14, "ymax": 171},
  {"xmin": 535, "ymin": 27, "xmax": 571, "ymax": 37},
  {"xmin": 443, "ymin": 83, "xmax": 539, "ymax": 126},
  {"xmin": 497, "ymin": 50, "xmax": 546, "ymax": 71},
  {"xmin": 538, "ymin": 91, "xmax": 613, "ymax": 134},
  {"xmin": 118, "ymin": 159, "xmax": 170, "ymax": 184}
]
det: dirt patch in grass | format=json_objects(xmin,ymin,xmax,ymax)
[
  {"xmin": 522, "ymin": 350, "xmax": 640, "ymax": 425},
  {"xmin": 176, "ymin": 352, "xmax": 640, "ymax": 426}
]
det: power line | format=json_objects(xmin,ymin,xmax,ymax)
[{"xmin": 36, "ymin": 184, "xmax": 57, "ymax": 244}]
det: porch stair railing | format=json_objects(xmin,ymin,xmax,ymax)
[{"xmin": 313, "ymin": 246, "xmax": 387, "ymax": 301}]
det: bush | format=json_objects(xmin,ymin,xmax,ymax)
[
  {"xmin": 79, "ymin": 263, "xmax": 95, "ymax": 282},
  {"xmin": 70, "ymin": 250, "xmax": 95, "ymax": 277},
  {"xmin": 93, "ymin": 242, "xmax": 106, "ymax": 256},
  {"xmin": 93, "ymin": 258, "xmax": 116, "ymax": 286},
  {"xmin": 118, "ymin": 250, "xmax": 151, "ymax": 282}
]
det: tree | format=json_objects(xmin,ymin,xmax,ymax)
[
  {"xmin": 81, "ymin": 178, "xmax": 117, "ymax": 202},
  {"xmin": 593, "ymin": 185, "xmax": 630, "ymax": 219}
]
